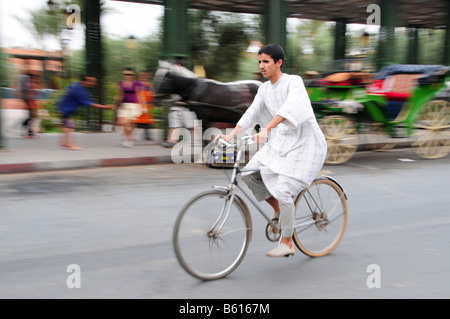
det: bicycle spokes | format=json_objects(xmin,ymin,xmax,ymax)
[
  {"xmin": 293, "ymin": 178, "xmax": 348, "ymax": 257},
  {"xmin": 173, "ymin": 190, "xmax": 251, "ymax": 280}
]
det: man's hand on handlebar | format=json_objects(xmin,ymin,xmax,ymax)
[
  {"xmin": 253, "ymin": 129, "xmax": 269, "ymax": 144},
  {"xmin": 215, "ymin": 134, "xmax": 262, "ymax": 148}
]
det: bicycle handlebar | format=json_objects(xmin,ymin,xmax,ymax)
[
  {"xmin": 218, "ymin": 137, "xmax": 233, "ymax": 148},
  {"xmin": 218, "ymin": 135, "xmax": 255, "ymax": 148}
]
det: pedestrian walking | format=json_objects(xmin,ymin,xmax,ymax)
[
  {"xmin": 133, "ymin": 70, "xmax": 155, "ymax": 140},
  {"xmin": 116, "ymin": 67, "xmax": 145, "ymax": 147},
  {"xmin": 15, "ymin": 62, "xmax": 35, "ymax": 137},
  {"xmin": 164, "ymin": 59, "xmax": 199, "ymax": 148},
  {"xmin": 25, "ymin": 73, "xmax": 42, "ymax": 137}
]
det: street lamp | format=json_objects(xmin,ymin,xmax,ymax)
[
  {"xmin": 46, "ymin": 0, "xmax": 73, "ymax": 79},
  {"xmin": 47, "ymin": 0, "xmax": 57, "ymax": 14}
]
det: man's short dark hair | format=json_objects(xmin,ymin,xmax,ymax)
[{"xmin": 258, "ymin": 44, "xmax": 285, "ymax": 69}]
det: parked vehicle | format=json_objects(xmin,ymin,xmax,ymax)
[{"xmin": 307, "ymin": 64, "xmax": 450, "ymax": 164}]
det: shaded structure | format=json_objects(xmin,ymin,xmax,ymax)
[{"xmin": 115, "ymin": 0, "xmax": 450, "ymax": 68}]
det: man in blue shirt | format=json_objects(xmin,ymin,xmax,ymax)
[{"xmin": 58, "ymin": 75, "xmax": 112, "ymax": 150}]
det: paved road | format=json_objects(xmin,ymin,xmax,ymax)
[{"xmin": 1, "ymin": 148, "xmax": 449, "ymax": 299}]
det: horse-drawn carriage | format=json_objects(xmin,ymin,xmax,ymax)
[
  {"xmin": 308, "ymin": 64, "xmax": 450, "ymax": 164},
  {"xmin": 153, "ymin": 61, "xmax": 261, "ymax": 131},
  {"xmin": 153, "ymin": 61, "xmax": 261, "ymax": 167},
  {"xmin": 154, "ymin": 61, "xmax": 450, "ymax": 166}
]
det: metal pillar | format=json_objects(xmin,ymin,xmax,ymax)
[
  {"xmin": 84, "ymin": 0, "xmax": 103, "ymax": 130},
  {"xmin": 0, "ymin": 96, "xmax": 2, "ymax": 149},
  {"xmin": 163, "ymin": 0, "xmax": 189, "ymax": 61},
  {"xmin": 0, "ymin": 0, "xmax": 4, "ymax": 149},
  {"xmin": 444, "ymin": 0, "xmax": 450, "ymax": 65},
  {"xmin": 264, "ymin": 0, "xmax": 287, "ymax": 48},
  {"xmin": 334, "ymin": 18, "xmax": 348, "ymax": 61},
  {"xmin": 263, "ymin": 0, "xmax": 287, "ymax": 70},
  {"xmin": 161, "ymin": 0, "xmax": 189, "ymax": 141},
  {"xmin": 407, "ymin": 26, "xmax": 420, "ymax": 64},
  {"xmin": 377, "ymin": 0, "xmax": 400, "ymax": 69},
  {"xmin": 0, "ymin": 79, "xmax": 3, "ymax": 150}
]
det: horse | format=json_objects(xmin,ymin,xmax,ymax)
[{"xmin": 153, "ymin": 61, "xmax": 262, "ymax": 129}]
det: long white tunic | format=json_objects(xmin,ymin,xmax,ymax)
[{"xmin": 237, "ymin": 73, "xmax": 327, "ymax": 202}]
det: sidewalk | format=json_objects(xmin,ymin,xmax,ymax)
[
  {"xmin": 1, "ymin": 107, "xmax": 174, "ymax": 174},
  {"xmin": 0, "ymin": 131, "xmax": 175, "ymax": 174},
  {"xmin": 0, "ymin": 133, "xmax": 176, "ymax": 174}
]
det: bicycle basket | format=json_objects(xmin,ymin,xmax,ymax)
[{"xmin": 206, "ymin": 144, "xmax": 237, "ymax": 168}]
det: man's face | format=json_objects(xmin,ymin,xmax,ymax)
[{"xmin": 258, "ymin": 53, "xmax": 282, "ymax": 79}]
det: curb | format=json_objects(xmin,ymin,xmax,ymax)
[
  {"xmin": 0, "ymin": 155, "xmax": 174, "ymax": 174},
  {"xmin": 0, "ymin": 137, "xmax": 415, "ymax": 174}
]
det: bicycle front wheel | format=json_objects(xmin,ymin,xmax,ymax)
[
  {"xmin": 173, "ymin": 189, "xmax": 251, "ymax": 280},
  {"xmin": 293, "ymin": 178, "xmax": 348, "ymax": 257}
]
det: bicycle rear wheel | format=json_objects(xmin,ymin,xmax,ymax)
[
  {"xmin": 173, "ymin": 189, "xmax": 251, "ymax": 280},
  {"xmin": 293, "ymin": 178, "xmax": 348, "ymax": 257}
]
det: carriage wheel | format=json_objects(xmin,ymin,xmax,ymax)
[
  {"xmin": 319, "ymin": 116, "xmax": 358, "ymax": 164},
  {"xmin": 365, "ymin": 123, "xmax": 397, "ymax": 152},
  {"xmin": 411, "ymin": 100, "xmax": 450, "ymax": 159}
]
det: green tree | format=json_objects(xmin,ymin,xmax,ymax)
[
  {"xmin": 288, "ymin": 20, "xmax": 333, "ymax": 75},
  {"xmin": 189, "ymin": 10, "xmax": 260, "ymax": 81},
  {"xmin": 17, "ymin": 6, "xmax": 61, "ymax": 50}
]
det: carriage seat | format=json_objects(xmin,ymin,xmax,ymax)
[
  {"xmin": 366, "ymin": 64, "xmax": 450, "ymax": 120},
  {"xmin": 367, "ymin": 64, "xmax": 450, "ymax": 100},
  {"xmin": 366, "ymin": 73, "xmax": 421, "ymax": 120},
  {"xmin": 318, "ymin": 72, "xmax": 372, "ymax": 86},
  {"xmin": 366, "ymin": 73, "xmax": 420, "ymax": 102}
]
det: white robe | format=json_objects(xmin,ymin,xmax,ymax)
[{"xmin": 237, "ymin": 73, "xmax": 327, "ymax": 202}]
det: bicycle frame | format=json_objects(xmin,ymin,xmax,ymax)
[
  {"xmin": 212, "ymin": 136, "xmax": 348, "ymax": 239},
  {"xmin": 211, "ymin": 137, "xmax": 280, "ymax": 234}
]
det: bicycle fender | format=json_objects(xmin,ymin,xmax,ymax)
[{"xmin": 318, "ymin": 176, "xmax": 348, "ymax": 200}]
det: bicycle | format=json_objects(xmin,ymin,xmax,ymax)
[{"xmin": 173, "ymin": 136, "xmax": 348, "ymax": 280}]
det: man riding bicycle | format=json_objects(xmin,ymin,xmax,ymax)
[{"xmin": 220, "ymin": 44, "xmax": 327, "ymax": 257}]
